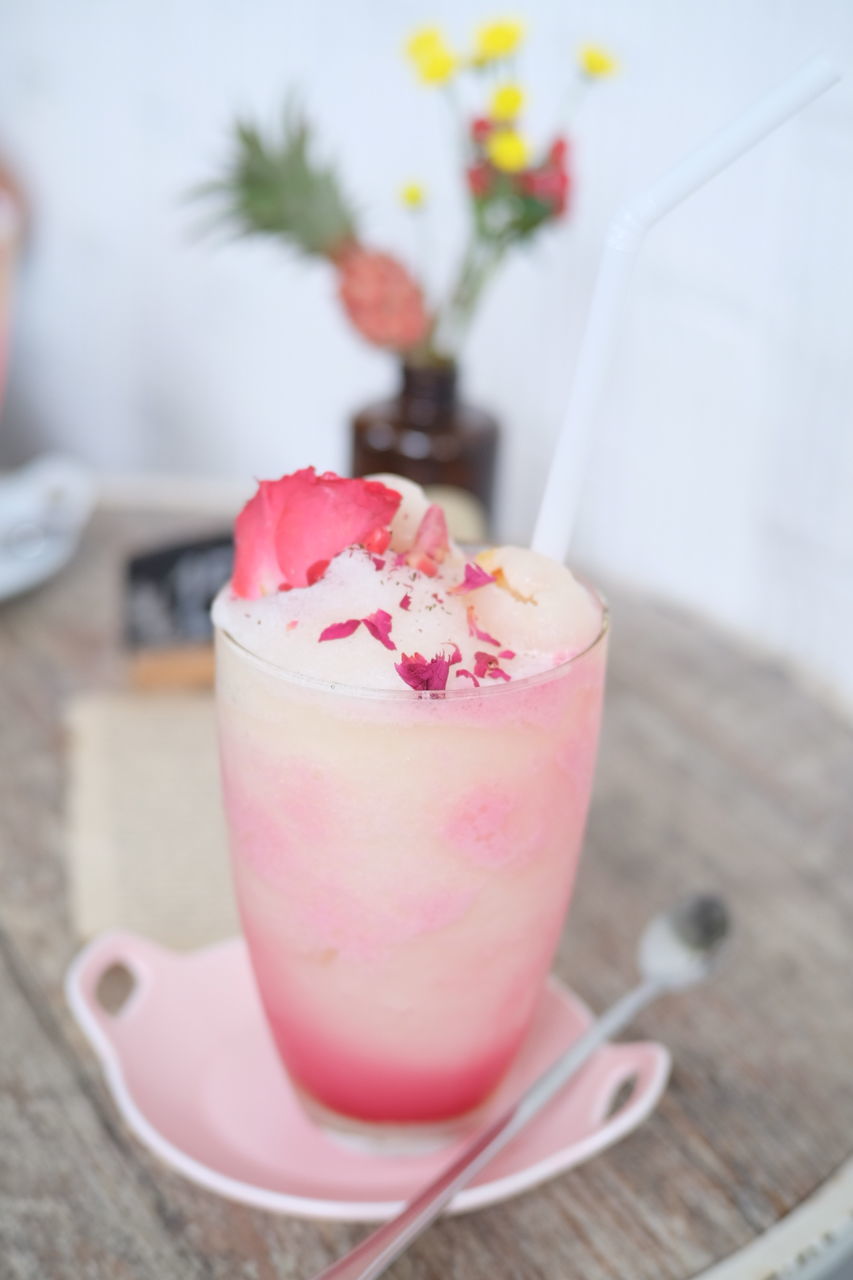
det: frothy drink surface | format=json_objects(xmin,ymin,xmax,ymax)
[{"xmin": 213, "ymin": 473, "xmax": 600, "ymax": 691}]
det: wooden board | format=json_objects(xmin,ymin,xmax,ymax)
[{"xmin": 1, "ymin": 505, "xmax": 852, "ymax": 1279}]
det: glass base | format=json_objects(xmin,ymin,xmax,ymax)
[{"xmin": 297, "ymin": 1086, "xmax": 488, "ymax": 1156}]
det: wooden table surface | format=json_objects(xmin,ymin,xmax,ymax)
[{"xmin": 2, "ymin": 504, "xmax": 852, "ymax": 1280}]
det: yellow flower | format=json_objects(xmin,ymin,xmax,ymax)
[
  {"xmin": 579, "ymin": 44, "xmax": 618, "ymax": 78},
  {"xmin": 406, "ymin": 25, "xmax": 458, "ymax": 84},
  {"xmin": 416, "ymin": 47, "xmax": 459, "ymax": 84},
  {"xmin": 400, "ymin": 182, "xmax": 426, "ymax": 209},
  {"xmin": 405, "ymin": 26, "xmax": 445, "ymax": 62},
  {"xmin": 486, "ymin": 128, "xmax": 530, "ymax": 173},
  {"xmin": 489, "ymin": 83, "xmax": 525, "ymax": 122},
  {"xmin": 474, "ymin": 18, "xmax": 525, "ymax": 63}
]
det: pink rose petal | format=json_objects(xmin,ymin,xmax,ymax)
[
  {"xmin": 319, "ymin": 618, "xmax": 361, "ymax": 642},
  {"xmin": 455, "ymin": 668, "xmax": 480, "ymax": 687},
  {"xmin": 448, "ymin": 563, "xmax": 496, "ymax": 595},
  {"xmin": 399, "ymin": 592, "xmax": 412, "ymax": 611},
  {"xmin": 406, "ymin": 504, "xmax": 450, "ymax": 577},
  {"xmin": 473, "ymin": 650, "xmax": 497, "ymax": 679},
  {"xmin": 445, "ymin": 642, "xmax": 463, "ymax": 666},
  {"xmin": 395, "ymin": 652, "xmax": 451, "ymax": 691},
  {"xmin": 232, "ymin": 481, "xmax": 290, "ymax": 598},
  {"xmin": 371, "ymin": 556, "xmax": 387, "ymax": 571},
  {"xmin": 466, "ymin": 605, "xmax": 501, "ymax": 647},
  {"xmin": 472, "ymin": 652, "xmax": 511, "ymax": 682},
  {"xmin": 498, "ymin": 648, "xmax": 516, "ymax": 660},
  {"xmin": 232, "ymin": 468, "xmax": 401, "ymax": 598},
  {"xmin": 362, "ymin": 609, "xmax": 396, "ymax": 651}
]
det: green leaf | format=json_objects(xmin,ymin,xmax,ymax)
[{"xmin": 200, "ymin": 104, "xmax": 358, "ymax": 258}]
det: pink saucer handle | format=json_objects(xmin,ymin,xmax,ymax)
[
  {"xmin": 589, "ymin": 1041, "xmax": 666, "ymax": 1133},
  {"xmin": 65, "ymin": 930, "xmax": 174, "ymax": 1048}
]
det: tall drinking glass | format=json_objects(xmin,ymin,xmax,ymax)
[{"xmin": 215, "ymin": 589, "xmax": 607, "ymax": 1142}]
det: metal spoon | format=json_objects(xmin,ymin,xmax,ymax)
[{"xmin": 308, "ymin": 894, "xmax": 731, "ymax": 1280}]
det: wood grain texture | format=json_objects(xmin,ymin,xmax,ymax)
[{"xmin": 1, "ymin": 507, "xmax": 852, "ymax": 1280}]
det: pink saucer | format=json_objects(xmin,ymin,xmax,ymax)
[{"xmin": 66, "ymin": 932, "xmax": 670, "ymax": 1221}]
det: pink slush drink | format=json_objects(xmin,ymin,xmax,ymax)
[{"xmin": 213, "ymin": 469, "xmax": 607, "ymax": 1132}]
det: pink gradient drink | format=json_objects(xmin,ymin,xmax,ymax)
[{"xmin": 214, "ymin": 469, "xmax": 607, "ymax": 1136}]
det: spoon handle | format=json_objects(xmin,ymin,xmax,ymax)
[{"xmin": 309, "ymin": 978, "xmax": 661, "ymax": 1280}]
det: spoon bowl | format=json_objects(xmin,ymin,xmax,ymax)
[{"xmin": 639, "ymin": 894, "xmax": 731, "ymax": 991}]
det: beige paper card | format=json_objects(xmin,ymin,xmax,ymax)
[{"xmin": 66, "ymin": 691, "xmax": 238, "ymax": 949}]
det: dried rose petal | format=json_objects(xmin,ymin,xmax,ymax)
[
  {"xmin": 455, "ymin": 668, "xmax": 480, "ymax": 687},
  {"xmin": 399, "ymin": 592, "xmax": 412, "ymax": 611},
  {"xmin": 448, "ymin": 563, "xmax": 496, "ymax": 595},
  {"xmin": 466, "ymin": 605, "xmax": 501, "ymax": 648},
  {"xmin": 319, "ymin": 618, "xmax": 361, "ymax": 642},
  {"xmin": 498, "ymin": 649, "xmax": 516, "ymax": 660},
  {"xmin": 371, "ymin": 556, "xmax": 387, "ymax": 571},
  {"xmin": 362, "ymin": 609, "xmax": 396, "ymax": 651},
  {"xmin": 473, "ymin": 650, "xmax": 498, "ymax": 679},
  {"xmin": 395, "ymin": 652, "xmax": 451, "ymax": 691},
  {"xmin": 491, "ymin": 565, "xmax": 536, "ymax": 603},
  {"xmin": 232, "ymin": 468, "xmax": 401, "ymax": 598},
  {"xmin": 406, "ymin": 504, "xmax": 450, "ymax": 577},
  {"xmin": 472, "ymin": 651, "xmax": 511, "ymax": 682}
]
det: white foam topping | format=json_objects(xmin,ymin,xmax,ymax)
[{"xmin": 212, "ymin": 477, "xmax": 602, "ymax": 691}]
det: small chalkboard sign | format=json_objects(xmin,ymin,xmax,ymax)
[{"xmin": 125, "ymin": 534, "xmax": 234, "ymax": 650}]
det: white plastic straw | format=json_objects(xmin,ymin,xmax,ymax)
[{"xmin": 531, "ymin": 54, "xmax": 841, "ymax": 562}]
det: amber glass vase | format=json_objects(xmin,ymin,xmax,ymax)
[{"xmin": 351, "ymin": 360, "xmax": 499, "ymax": 541}]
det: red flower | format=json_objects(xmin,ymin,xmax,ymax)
[
  {"xmin": 549, "ymin": 137, "xmax": 569, "ymax": 167},
  {"xmin": 470, "ymin": 117, "xmax": 492, "ymax": 146},
  {"xmin": 466, "ymin": 163, "xmax": 492, "ymax": 199},
  {"xmin": 232, "ymin": 468, "xmax": 401, "ymax": 598},
  {"xmin": 518, "ymin": 164, "xmax": 571, "ymax": 217},
  {"xmin": 552, "ymin": 175, "xmax": 570, "ymax": 216}
]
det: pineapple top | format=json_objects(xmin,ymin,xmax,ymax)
[{"xmin": 206, "ymin": 111, "xmax": 358, "ymax": 259}]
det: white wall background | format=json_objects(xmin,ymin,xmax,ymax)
[{"xmin": 1, "ymin": 0, "xmax": 852, "ymax": 704}]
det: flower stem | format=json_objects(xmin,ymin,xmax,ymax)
[{"xmin": 434, "ymin": 231, "xmax": 506, "ymax": 356}]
